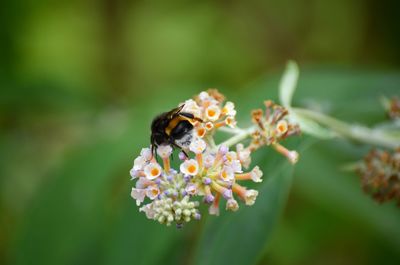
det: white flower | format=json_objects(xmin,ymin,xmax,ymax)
[
  {"xmin": 189, "ymin": 138, "xmax": 206, "ymax": 154},
  {"xmin": 199, "ymin": 91, "xmax": 210, "ymax": 101},
  {"xmin": 220, "ymin": 166, "xmax": 234, "ymax": 182},
  {"xmin": 146, "ymin": 186, "xmax": 160, "ymax": 200},
  {"xmin": 131, "ymin": 188, "xmax": 146, "ymax": 206},
  {"xmin": 157, "ymin": 145, "xmax": 173, "ymax": 158},
  {"xmin": 222, "ymin": 101, "xmax": 237, "ymax": 116},
  {"xmin": 230, "ymin": 160, "xmax": 242, "ymax": 173},
  {"xmin": 244, "ymin": 190, "xmax": 258, "ymax": 205},
  {"xmin": 139, "ymin": 204, "xmax": 155, "ymax": 219},
  {"xmin": 180, "ymin": 159, "xmax": 199, "ymax": 176},
  {"xmin": 136, "ymin": 177, "xmax": 152, "ymax": 189},
  {"xmin": 205, "ymin": 122, "xmax": 214, "ymax": 131},
  {"xmin": 226, "ymin": 199, "xmax": 239, "ymax": 211},
  {"xmin": 185, "ymin": 183, "xmax": 198, "ymax": 195},
  {"xmin": 130, "ymin": 168, "xmax": 139, "ymax": 179},
  {"xmin": 140, "ymin": 147, "xmax": 153, "ymax": 161},
  {"xmin": 133, "ymin": 156, "xmax": 147, "ymax": 171},
  {"xmin": 224, "ymin": 153, "xmax": 242, "ymax": 173},
  {"xmin": 144, "ymin": 163, "xmax": 162, "ymax": 180},
  {"xmin": 225, "ymin": 116, "xmax": 237, "ymax": 128},
  {"xmin": 236, "ymin": 144, "xmax": 251, "ymax": 169},
  {"xmin": 182, "ymin": 99, "xmax": 202, "ymax": 117},
  {"xmin": 205, "ymin": 105, "xmax": 221, "ymax": 121},
  {"xmin": 203, "ymin": 153, "xmax": 215, "ymax": 168},
  {"xmin": 196, "ymin": 127, "xmax": 207, "ymax": 138},
  {"xmin": 250, "ymin": 166, "xmax": 263, "ymax": 182},
  {"xmin": 222, "ymin": 189, "xmax": 233, "ymax": 199},
  {"xmin": 225, "ymin": 151, "xmax": 238, "ymax": 163},
  {"xmin": 276, "ymin": 120, "xmax": 288, "ymax": 135}
]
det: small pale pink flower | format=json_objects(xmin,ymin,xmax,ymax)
[
  {"xmin": 157, "ymin": 145, "xmax": 173, "ymax": 158},
  {"xmin": 180, "ymin": 159, "xmax": 199, "ymax": 176},
  {"xmin": 276, "ymin": 120, "xmax": 288, "ymax": 136},
  {"xmin": 222, "ymin": 101, "xmax": 236, "ymax": 116},
  {"xmin": 203, "ymin": 153, "xmax": 215, "ymax": 168},
  {"xmin": 140, "ymin": 147, "xmax": 153, "ymax": 161},
  {"xmin": 250, "ymin": 166, "xmax": 263, "ymax": 182},
  {"xmin": 144, "ymin": 163, "xmax": 162, "ymax": 180},
  {"xmin": 185, "ymin": 183, "xmax": 198, "ymax": 195},
  {"xmin": 226, "ymin": 199, "xmax": 239, "ymax": 211},
  {"xmin": 139, "ymin": 204, "xmax": 155, "ymax": 219},
  {"xmin": 131, "ymin": 188, "xmax": 146, "ymax": 206},
  {"xmin": 133, "ymin": 156, "xmax": 147, "ymax": 171},
  {"xmin": 205, "ymin": 122, "xmax": 214, "ymax": 131},
  {"xmin": 220, "ymin": 166, "xmax": 235, "ymax": 182},
  {"xmin": 205, "ymin": 105, "xmax": 221, "ymax": 121},
  {"xmin": 146, "ymin": 186, "xmax": 160, "ymax": 200},
  {"xmin": 189, "ymin": 138, "xmax": 206, "ymax": 154},
  {"xmin": 244, "ymin": 190, "xmax": 258, "ymax": 205},
  {"xmin": 182, "ymin": 99, "xmax": 202, "ymax": 117}
]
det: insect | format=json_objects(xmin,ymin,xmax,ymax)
[{"xmin": 150, "ymin": 104, "xmax": 203, "ymax": 158}]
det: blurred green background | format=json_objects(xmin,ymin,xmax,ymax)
[{"xmin": 1, "ymin": 0, "xmax": 400, "ymax": 265}]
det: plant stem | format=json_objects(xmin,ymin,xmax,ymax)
[
  {"xmin": 293, "ymin": 107, "xmax": 400, "ymax": 149},
  {"xmin": 217, "ymin": 126, "xmax": 256, "ymax": 150}
]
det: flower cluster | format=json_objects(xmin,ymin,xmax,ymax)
[
  {"xmin": 182, "ymin": 89, "xmax": 237, "ymax": 138},
  {"xmin": 357, "ymin": 148, "xmax": 400, "ymax": 206},
  {"xmin": 130, "ymin": 141, "xmax": 262, "ymax": 226},
  {"xmin": 129, "ymin": 90, "xmax": 300, "ymax": 227},
  {"xmin": 250, "ymin": 100, "xmax": 301, "ymax": 164}
]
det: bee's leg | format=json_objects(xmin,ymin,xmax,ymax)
[
  {"xmin": 170, "ymin": 140, "xmax": 189, "ymax": 159},
  {"xmin": 151, "ymin": 145, "xmax": 161, "ymax": 163},
  {"xmin": 181, "ymin": 149, "xmax": 189, "ymax": 158},
  {"xmin": 151, "ymin": 144, "xmax": 156, "ymax": 159},
  {"xmin": 179, "ymin": 112, "xmax": 203, "ymax": 123}
]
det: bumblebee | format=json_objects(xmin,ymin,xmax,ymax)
[{"xmin": 150, "ymin": 104, "xmax": 202, "ymax": 157}]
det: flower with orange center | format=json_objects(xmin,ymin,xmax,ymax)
[
  {"xmin": 220, "ymin": 165, "xmax": 235, "ymax": 182},
  {"xmin": 180, "ymin": 159, "xmax": 199, "ymax": 176},
  {"xmin": 205, "ymin": 122, "xmax": 214, "ymax": 131},
  {"xmin": 205, "ymin": 105, "xmax": 221, "ymax": 121},
  {"xmin": 144, "ymin": 163, "xmax": 162, "ymax": 180},
  {"xmin": 146, "ymin": 186, "xmax": 160, "ymax": 200},
  {"xmin": 276, "ymin": 120, "xmax": 288, "ymax": 136},
  {"xmin": 222, "ymin": 101, "xmax": 236, "ymax": 116},
  {"xmin": 185, "ymin": 183, "xmax": 198, "ymax": 196},
  {"xmin": 225, "ymin": 116, "xmax": 237, "ymax": 128},
  {"xmin": 129, "ymin": 88, "xmax": 300, "ymax": 227},
  {"xmin": 196, "ymin": 127, "xmax": 207, "ymax": 138}
]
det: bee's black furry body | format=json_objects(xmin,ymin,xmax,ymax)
[{"xmin": 150, "ymin": 105, "xmax": 201, "ymax": 156}]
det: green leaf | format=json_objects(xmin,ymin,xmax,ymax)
[
  {"xmin": 192, "ymin": 159, "xmax": 294, "ymax": 265},
  {"xmin": 295, "ymin": 141, "xmax": 400, "ymax": 251},
  {"xmin": 11, "ymin": 113, "xmax": 178, "ymax": 265},
  {"xmin": 279, "ymin": 60, "xmax": 299, "ymax": 108}
]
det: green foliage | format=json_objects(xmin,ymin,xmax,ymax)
[
  {"xmin": 2, "ymin": 1, "xmax": 400, "ymax": 264},
  {"xmin": 3, "ymin": 69, "xmax": 398, "ymax": 265}
]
